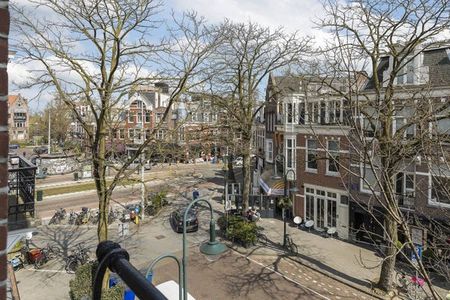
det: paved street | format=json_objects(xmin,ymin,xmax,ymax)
[
  {"xmin": 35, "ymin": 163, "xmax": 220, "ymax": 220},
  {"xmin": 13, "ymin": 165, "xmax": 380, "ymax": 300}
]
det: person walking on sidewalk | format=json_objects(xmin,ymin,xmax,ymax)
[{"xmin": 193, "ymin": 188, "xmax": 200, "ymax": 201}]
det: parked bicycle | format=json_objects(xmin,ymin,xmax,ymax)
[
  {"xmin": 49, "ymin": 208, "xmax": 66, "ymax": 225},
  {"xmin": 396, "ymin": 270, "xmax": 426, "ymax": 300},
  {"xmin": 68, "ymin": 210, "xmax": 78, "ymax": 225},
  {"xmin": 75, "ymin": 207, "xmax": 90, "ymax": 225},
  {"xmin": 65, "ymin": 244, "xmax": 91, "ymax": 274},
  {"xmin": 284, "ymin": 234, "xmax": 298, "ymax": 255},
  {"xmin": 256, "ymin": 231, "xmax": 268, "ymax": 245},
  {"xmin": 89, "ymin": 210, "xmax": 99, "ymax": 224}
]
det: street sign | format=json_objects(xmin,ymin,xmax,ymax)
[
  {"xmin": 411, "ymin": 244, "xmax": 422, "ymax": 264},
  {"xmin": 411, "ymin": 227, "xmax": 424, "ymax": 246}
]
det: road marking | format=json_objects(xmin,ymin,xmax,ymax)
[
  {"xmin": 23, "ymin": 268, "xmax": 68, "ymax": 274},
  {"xmin": 233, "ymin": 251, "xmax": 331, "ymax": 300}
]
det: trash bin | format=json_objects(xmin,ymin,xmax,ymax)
[
  {"xmin": 74, "ymin": 172, "xmax": 79, "ymax": 181},
  {"xmin": 36, "ymin": 190, "xmax": 43, "ymax": 202}
]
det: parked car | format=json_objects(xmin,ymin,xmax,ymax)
[
  {"xmin": 9, "ymin": 144, "xmax": 20, "ymax": 151},
  {"xmin": 33, "ymin": 146, "xmax": 48, "ymax": 155},
  {"xmin": 169, "ymin": 209, "xmax": 198, "ymax": 233}
]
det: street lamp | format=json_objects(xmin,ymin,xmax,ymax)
[
  {"xmin": 145, "ymin": 198, "xmax": 227, "ymax": 300},
  {"xmin": 283, "ymin": 168, "xmax": 297, "ymax": 247},
  {"xmin": 272, "ymin": 154, "xmax": 284, "ymax": 180}
]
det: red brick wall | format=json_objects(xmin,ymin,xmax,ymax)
[
  {"xmin": 293, "ymin": 133, "xmax": 351, "ymax": 217},
  {"xmin": 0, "ymin": 1, "xmax": 9, "ymax": 299}
]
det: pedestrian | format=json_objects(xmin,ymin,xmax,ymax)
[{"xmin": 193, "ymin": 188, "xmax": 199, "ymax": 200}]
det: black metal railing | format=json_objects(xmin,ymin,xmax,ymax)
[{"xmin": 93, "ymin": 241, "xmax": 167, "ymax": 300}]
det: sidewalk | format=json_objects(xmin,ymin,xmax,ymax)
[
  {"xmin": 245, "ymin": 218, "xmax": 449, "ymax": 299},
  {"xmin": 259, "ymin": 218, "xmax": 382, "ymax": 295}
]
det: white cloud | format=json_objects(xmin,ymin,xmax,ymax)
[{"xmin": 168, "ymin": 0, "xmax": 325, "ymax": 36}]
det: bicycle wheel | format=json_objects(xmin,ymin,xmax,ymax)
[
  {"xmin": 257, "ymin": 233, "xmax": 268, "ymax": 245},
  {"xmin": 289, "ymin": 243, "xmax": 298, "ymax": 255},
  {"xmin": 65, "ymin": 259, "xmax": 79, "ymax": 274},
  {"xmin": 34, "ymin": 257, "xmax": 44, "ymax": 269}
]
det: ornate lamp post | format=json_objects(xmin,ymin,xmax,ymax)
[
  {"xmin": 283, "ymin": 168, "xmax": 297, "ymax": 247},
  {"xmin": 146, "ymin": 198, "xmax": 227, "ymax": 300}
]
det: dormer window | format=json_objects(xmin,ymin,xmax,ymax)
[{"xmin": 396, "ymin": 59, "xmax": 415, "ymax": 85}]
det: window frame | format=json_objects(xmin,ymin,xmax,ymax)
[
  {"xmin": 326, "ymin": 140, "xmax": 340, "ymax": 176},
  {"xmin": 306, "ymin": 139, "xmax": 318, "ymax": 172}
]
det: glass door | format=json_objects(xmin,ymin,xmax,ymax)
[
  {"xmin": 316, "ymin": 197, "xmax": 325, "ymax": 229},
  {"xmin": 327, "ymin": 199, "xmax": 337, "ymax": 228}
]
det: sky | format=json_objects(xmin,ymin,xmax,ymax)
[{"xmin": 8, "ymin": 0, "xmax": 326, "ymax": 112}]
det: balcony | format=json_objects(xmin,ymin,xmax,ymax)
[
  {"xmin": 396, "ymin": 193, "xmax": 415, "ymax": 209},
  {"xmin": 8, "ymin": 154, "xmax": 37, "ymax": 231}
]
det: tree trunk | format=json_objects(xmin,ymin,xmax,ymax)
[
  {"xmin": 94, "ymin": 131, "xmax": 109, "ymax": 242},
  {"xmin": 377, "ymin": 213, "xmax": 398, "ymax": 292},
  {"xmin": 242, "ymin": 153, "xmax": 251, "ymax": 214}
]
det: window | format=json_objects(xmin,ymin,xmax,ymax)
[
  {"xmin": 137, "ymin": 112, "xmax": 143, "ymax": 123},
  {"xmin": 361, "ymin": 167, "xmax": 377, "ymax": 192},
  {"xmin": 362, "ymin": 118, "xmax": 375, "ymax": 137},
  {"xmin": 286, "ymin": 138, "xmax": 295, "ymax": 169},
  {"xmin": 396, "ymin": 60, "xmax": 415, "ymax": 85},
  {"xmin": 306, "ymin": 139, "xmax": 317, "ymax": 171},
  {"xmin": 431, "ymin": 176, "xmax": 450, "ymax": 205},
  {"xmin": 298, "ymin": 102, "xmax": 305, "ymax": 124},
  {"xmin": 265, "ymin": 140, "xmax": 273, "ymax": 162},
  {"xmin": 211, "ymin": 113, "xmax": 217, "ymax": 122},
  {"xmin": 135, "ymin": 129, "xmax": 142, "ymax": 139},
  {"xmin": 128, "ymin": 112, "xmax": 135, "ymax": 123},
  {"xmin": 156, "ymin": 113, "xmax": 162, "ymax": 123},
  {"xmin": 119, "ymin": 129, "xmax": 125, "ymax": 139},
  {"xmin": 327, "ymin": 199, "xmax": 337, "ymax": 228},
  {"xmin": 287, "ymin": 103, "xmax": 293, "ymax": 123},
  {"xmin": 327, "ymin": 140, "xmax": 339, "ymax": 174},
  {"xmin": 145, "ymin": 112, "xmax": 151, "ymax": 123},
  {"xmin": 305, "ymin": 195, "xmax": 314, "ymax": 221},
  {"xmin": 128, "ymin": 129, "xmax": 134, "ymax": 139},
  {"xmin": 340, "ymin": 195, "xmax": 349, "ymax": 205},
  {"xmin": 327, "ymin": 101, "xmax": 341, "ymax": 124},
  {"xmin": 434, "ymin": 117, "xmax": 450, "ymax": 136},
  {"xmin": 395, "ymin": 117, "xmax": 415, "ymax": 138},
  {"xmin": 156, "ymin": 129, "xmax": 165, "ymax": 140}
]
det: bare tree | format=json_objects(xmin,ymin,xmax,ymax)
[
  {"xmin": 207, "ymin": 20, "xmax": 310, "ymax": 213},
  {"xmin": 313, "ymin": 0, "xmax": 450, "ymax": 297},
  {"xmin": 12, "ymin": 0, "xmax": 219, "ymax": 242}
]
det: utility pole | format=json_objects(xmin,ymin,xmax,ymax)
[
  {"xmin": 141, "ymin": 100, "xmax": 145, "ymax": 221},
  {"xmin": 48, "ymin": 108, "xmax": 51, "ymax": 154}
]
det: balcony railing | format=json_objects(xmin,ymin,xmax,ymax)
[{"xmin": 396, "ymin": 193, "xmax": 415, "ymax": 209}]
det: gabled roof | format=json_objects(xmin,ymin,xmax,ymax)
[{"xmin": 8, "ymin": 95, "xmax": 19, "ymax": 106}]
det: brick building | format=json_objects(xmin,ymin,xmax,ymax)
[
  {"xmin": 0, "ymin": 1, "xmax": 9, "ymax": 299},
  {"xmin": 258, "ymin": 43, "xmax": 450, "ymax": 248}
]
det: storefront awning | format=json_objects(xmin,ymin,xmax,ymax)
[{"xmin": 258, "ymin": 170, "xmax": 285, "ymax": 196}]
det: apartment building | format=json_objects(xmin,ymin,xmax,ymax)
[
  {"xmin": 260, "ymin": 74, "xmax": 356, "ymax": 238},
  {"xmin": 8, "ymin": 94, "xmax": 29, "ymax": 141},
  {"xmin": 258, "ymin": 43, "xmax": 450, "ymax": 247},
  {"xmin": 349, "ymin": 44, "xmax": 450, "ymax": 246}
]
